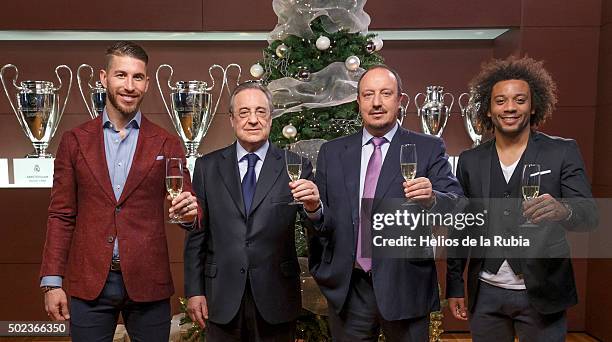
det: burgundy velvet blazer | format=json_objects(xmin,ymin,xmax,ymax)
[{"xmin": 40, "ymin": 115, "xmax": 196, "ymax": 302}]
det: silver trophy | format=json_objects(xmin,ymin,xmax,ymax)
[
  {"xmin": 0, "ymin": 64, "xmax": 72, "ymax": 158},
  {"xmin": 398, "ymin": 92, "xmax": 411, "ymax": 126},
  {"xmin": 156, "ymin": 63, "xmax": 241, "ymax": 158},
  {"xmin": 459, "ymin": 90, "xmax": 483, "ymax": 147},
  {"xmin": 414, "ymin": 86, "xmax": 454, "ymax": 137},
  {"xmin": 77, "ymin": 64, "xmax": 106, "ymax": 119}
]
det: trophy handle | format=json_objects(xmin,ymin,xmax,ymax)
[
  {"xmin": 443, "ymin": 92, "xmax": 455, "ymax": 116},
  {"xmin": 77, "ymin": 64, "xmax": 96, "ymax": 119},
  {"xmin": 414, "ymin": 92, "xmax": 424, "ymax": 116},
  {"xmin": 458, "ymin": 92, "xmax": 469, "ymax": 116},
  {"xmin": 52, "ymin": 65, "xmax": 73, "ymax": 138},
  {"xmin": 155, "ymin": 64, "xmax": 175, "ymax": 119},
  {"xmin": 0, "ymin": 64, "xmax": 28, "ymax": 136},
  {"xmin": 398, "ymin": 92, "xmax": 410, "ymax": 125},
  {"xmin": 208, "ymin": 64, "xmax": 228, "ymax": 115},
  {"xmin": 223, "ymin": 63, "xmax": 242, "ymax": 96}
]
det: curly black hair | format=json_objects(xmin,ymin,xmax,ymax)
[{"xmin": 469, "ymin": 56, "xmax": 557, "ymax": 131}]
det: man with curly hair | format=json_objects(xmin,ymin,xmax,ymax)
[{"xmin": 446, "ymin": 56, "xmax": 598, "ymax": 341}]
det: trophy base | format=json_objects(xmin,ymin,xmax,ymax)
[
  {"xmin": 29, "ymin": 143, "xmax": 53, "ymax": 158},
  {"xmin": 26, "ymin": 151, "xmax": 54, "ymax": 158}
]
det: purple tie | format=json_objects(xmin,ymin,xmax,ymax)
[{"xmin": 357, "ymin": 137, "xmax": 387, "ymax": 272}]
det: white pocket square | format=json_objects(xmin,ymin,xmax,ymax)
[
  {"xmin": 156, "ymin": 156, "xmax": 164, "ymax": 161},
  {"xmin": 532, "ymin": 169, "xmax": 551, "ymax": 176}
]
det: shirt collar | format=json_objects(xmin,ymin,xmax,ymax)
[
  {"xmin": 102, "ymin": 109, "xmax": 142, "ymax": 131},
  {"xmin": 236, "ymin": 140, "xmax": 269, "ymax": 163},
  {"xmin": 362, "ymin": 122, "xmax": 399, "ymax": 146}
]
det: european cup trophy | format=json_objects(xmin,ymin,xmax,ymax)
[
  {"xmin": 77, "ymin": 64, "xmax": 106, "ymax": 119},
  {"xmin": 414, "ymin": 86, "xmax": 454, "ymax": 137},
  {"xmin": 0, "ymin": 64, "xmax": 72, "ymax": 158},
  {"xmin": 156, "ymin": 63, "xmax": 241, "ymax": 158},
  {"xmin": 458, "ymin": 90, "xmax": 483, "ymax": 147}
]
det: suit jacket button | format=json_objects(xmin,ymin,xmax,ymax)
[
  {"xmin": 107, "ymin": 236, "xmax": 114, "ymax": 243},
  {"xmin": 240, "ymin": 268, "xmax": 246, "ymax": 274},
  {"xmin": 503, "ymin": 209, "xmax": 511, "ymax": 216},
  {"xmin": 245, "ymin": 241, "xmax": 250, "ymax": 247},
  {"xmin": 115, "ymin": 206, "xmax": 121, "ymax": 213}
]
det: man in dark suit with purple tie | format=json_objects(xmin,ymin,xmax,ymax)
[{"xmin": 308, "ymin": 65, "xmax": 463, "ymax": 341}]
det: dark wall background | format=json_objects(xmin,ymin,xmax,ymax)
[
  {"xmin": 587, "ymin": 0, "xmax": 612, "ymax": 341},
  {"xmin": 0, "ymin": 0, "xmax": 608, "ymax": 338}
]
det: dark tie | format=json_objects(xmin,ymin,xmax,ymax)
[
  {"xmin": 242, "ymin": 153, "xmax": 259, "ymax": 214},
  {"xmin": 357, "ymin": 137, "xmax": 387, "ymax": 272}
]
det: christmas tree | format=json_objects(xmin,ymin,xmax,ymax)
[{"xmin": 249, "ymin": 0, "xmax": 384, "ymax": 145}]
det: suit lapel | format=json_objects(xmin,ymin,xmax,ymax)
[
  {"xmin": 250, "ymin": 143, "xmax": 283, "ymax": 215},
  {"xmin": 340, "ymin": 132, "xmax": 362, "ymax": 227},
  {"xmin": 78, "ymin": 117, "xmax": 116, "ymax": 204},
  {"xmin": 219, "ymin": 143, "xmax": 246, "ymax": 218},
  {"xmin": 480, "ymin": 140, "xmax": 493, "ymax": 211},
  {"xmin": 374, "ymin": 127, "xmax": 404, "ymax": 199},
  {"xmin": 117, "ymin": 117, "xmax": 164, "ymax": 206},
  {"xmin": 523, "ymin": 131, "xmax": 542, "ymax": 166}
]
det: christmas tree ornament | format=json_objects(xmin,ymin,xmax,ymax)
[
  {"xmin": 344, "ymin": 55, "xmax": 361, "ymax": 71},
  {"xmin": 315, "ymin": 36, "xmax": 331, "ymax": 50},
  {"xmin": 372, "ymin": 36, "xmax": 384, "ymax": 51},
  {"xmin": 250, "ymin": 63, "xmax": 264, "ymax": 78},
  {"xmin": 276, "ymin": 43, "xmax": 289, "ymax": 58},
  {"xmin": 365, "ymin": 40, "xmax": 376, "ymax": 53},
  {"xmin": 296, "ymin": 67, "xmax": 311, "ymax": 81},
  {"xmin": 282, "ymin": 124, "xmax": 298, "ymax": 139}
]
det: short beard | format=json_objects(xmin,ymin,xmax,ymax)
[{"xmin": 107, "ymin": 91, "xmax": 141, "ymax": 117}]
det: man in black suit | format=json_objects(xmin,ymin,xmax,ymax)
[
  {"xmin": 446, "ymin": 56, "xmax": 598, "ymax": 341},
  {"xmin": 308, "ymin": 65, "xmax": 463, "ymax": 341},
  {"xmin": 184, "ymin": 82, "xmax": 322, "ymax": 341}
]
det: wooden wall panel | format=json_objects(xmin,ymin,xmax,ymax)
[
  {"xmin": 520, "ymin": 27, "xmax": 600, "ymax": 107},
  {"xmin": 586, "ymin": 260, "xmax": 612, "ymax": 340},
  {"xmin": 593, "ymin": 103, "xmax": 612, "ymax": 192},
  {"xmin": 0, "ymin": 264, "xmax": 53, "ymax": 320},
  {"xmin": 522, "ymin": 0, "xmax": 602, "ymax": 27},
  {"xmin": 201, "ymin": 0, "xmax": 521, "ymax": 31},
  {"xmin": 539, "ymin": 107, "xmax": 596, "ymax": 179},
  {"xmin": 365, "ymin": 0, "xmax": 520, "ymax": 29},
  {"xmin": 0, "ymin": 189, "xmax": 50, "ymax": 263},
  {"xmin": 587, "ymin": 0, "xmax": 612, "ymax": 339},
  {"xmin": 493, "ymin": 28, "xmax": 521, "ymax": 59},
  {"xmin": 603, "ymin": 0, "xmax": 612, "ymax": 25},
  {"xmin": 203, "ymin": 1, "xmax": 275, "ymax": 31},
  {"xmin": 0, "ymin": 0, "xmax": 203, "ymax": 31},
  {"xmin": 597, "ymin": 25, "xmax": 612, "ymax": 107}
]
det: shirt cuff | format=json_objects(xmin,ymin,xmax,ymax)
[
  {"xmin": 40, "ymin": 275, "xmax": 63, "ymax": 288},
  {"xmin": 180, "ymin": 217, "xmax": 198, "ymax": 231},
  {"xmin": 305, "ymin": 201, "xmax": 323, "ymax": 222}
]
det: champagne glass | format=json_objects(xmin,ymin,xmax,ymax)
[
  {"xmin": 285, "ymin": 149, "xmax": 303, "ymax": 205},
  {"xmin": 521, "ymin": 163, "xmax": 541, "ymax": 227},
  {"xmin": 166, "ymin": 157, "xmax": 185, "ymax": 223},
  {"xmin": 400, "ymin": 144, "xmax": 417, "ymax": 206}
]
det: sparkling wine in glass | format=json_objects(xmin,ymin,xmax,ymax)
[
  {"xmin": 285, "ymin": 149, "xmax": 302, "ymax": 205},
  {"xmin": 521, "ymin": 163, "xmax": 541, "ymax": 227},
  {"xmin": 166, "ymin": 157, "xmax": 185, "ymax": 223},
  {"xmin": 400, "ymin": 144, "xmax": 417, "ymax": 205}
]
